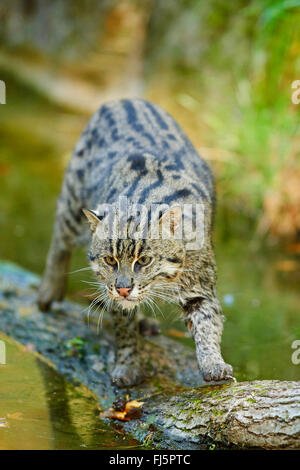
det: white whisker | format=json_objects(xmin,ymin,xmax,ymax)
[{"xmin": 69, "ymin": 266, "xmax": 91, "ymax": 274}]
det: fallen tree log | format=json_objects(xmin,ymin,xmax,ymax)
[{"xmin": 0, "ymin": 261, "xmax": 299, "ymax": 450}]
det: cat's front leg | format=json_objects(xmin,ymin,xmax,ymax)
[
  {"xmin": 184, "ymin": 297, "xmax": 233, "ymax": 383},
  {"xmin": 110, "ymin": 309, "xmax": 143, "ymax": 387}
]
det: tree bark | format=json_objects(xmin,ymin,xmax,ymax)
[
  {"xmin": 138, "ymin": 380, "xmax": 300, "ymax": 449},
  {"xmin": 0, "ymin": 261, "xmax": 299, "ymax": 449}
]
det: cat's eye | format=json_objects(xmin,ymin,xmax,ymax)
[
  {"xmin": 104, "ymin": 256, "xmax": 117, "ymax": 266},
  {"xmin": 137, "ymin": 255, "xmax": 152, "ymax": 266}
]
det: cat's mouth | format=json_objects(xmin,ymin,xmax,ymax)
[{"xmin": 106, "ymin": 289, "xmax": 144, "ymax": 309}]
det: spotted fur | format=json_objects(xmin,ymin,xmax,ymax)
[{"xmin": 38, "ymin": 99, "xmax": 233, "ymax": 387}]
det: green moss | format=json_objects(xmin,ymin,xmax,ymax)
[
  {"xmin": 212, "ymin": 409, "xmax": 226, "ymax": 416},
  {"xmin": 191, "ymin": 398, "xmax": 203, "ymax": 405},
  {"xmin": 246, "ymin": 398, "xmax": 257, "ymax": 404}
]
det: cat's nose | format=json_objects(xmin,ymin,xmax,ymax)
[
  {"xmin": 117, "ymin": 287, "xmax": 131, "ymax": 297},
  {"xmin": 115, "ymin": 276, "xmax": 132, "ymax": 297}
]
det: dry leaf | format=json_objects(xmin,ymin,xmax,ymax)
[
  {"xmin": 126, "ymin": 407, "xmax": 143, "ymax": 419},
  {"xmin": 100, "ymin": 408, "xmax": 129, "ymax": 421},
  {"xmin": 100, "ymin": 399, "xmax": 144, "ymax": 421},
  {"xmin": 124, "ymin": 400, "xmax": 144, "ymax": 411}
]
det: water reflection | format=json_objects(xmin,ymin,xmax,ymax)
[{"xmin": 0, "ymin": 333, "xmax": 141, "ymax": 450}]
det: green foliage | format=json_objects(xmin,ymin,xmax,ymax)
[{"xmin": 146, "ymin": 0, "xmax": 300, "ymax": 232}]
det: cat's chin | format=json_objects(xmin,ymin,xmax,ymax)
[{"xmin": 117, "ymin": 298, "xmax": 140, "ymax": 310}]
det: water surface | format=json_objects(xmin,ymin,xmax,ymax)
[{"xmin": 0, "ymin": 332, "xmax": 141, "ymax": 450}]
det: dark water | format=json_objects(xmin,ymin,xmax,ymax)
[
  {"xmin": 0, "ymin": 71, "xmax": 299, "ymax": 449},
  {"xmin": 0, "ymin": 332, "xmax": 142, "ymax": 450}
]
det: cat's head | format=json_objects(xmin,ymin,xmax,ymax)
[{"xmin": 83, "ymin": 206, "xmax": 185, "ymax": 310}]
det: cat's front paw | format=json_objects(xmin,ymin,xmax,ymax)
[
  {"xmin": 201, "ymin": 361, "xmax": 233, "ymax": 383},
  {"xmin": 111, "ymin": 364, "xmax": 143, "ymax": 388}
]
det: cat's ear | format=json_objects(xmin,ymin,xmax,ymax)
[
  {"xmin": 159, "ymin": 205, "xmax": 182, "ymax": 237},
  {"xmin": 82, "ymin": 209, "xmax": 100, "ymax": 232}
]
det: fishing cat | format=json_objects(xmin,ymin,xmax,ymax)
[{"xmin": 38, "ymin": 98, "xmax": 233, "ymax": 387}]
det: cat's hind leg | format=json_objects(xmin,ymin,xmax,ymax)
[
  {"xmin": 37, "ymin": 176, "xmax": 84, "ymax": 311},
  {"xmin": 37, "ymin": 223, "xmax": 72, "ymax": 311},
  {"xmin": 137, "ymin": 311, "xmax": 160, "ymax": 336}
]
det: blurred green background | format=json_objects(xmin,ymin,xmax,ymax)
[{"xmin": 0, "ymin": 0, "xmax": 299, "ymax": 382}]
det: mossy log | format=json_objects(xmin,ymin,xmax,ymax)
[{"xmin": 0, "ymin": 261, "xmax": 299, "ymax": 450}]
